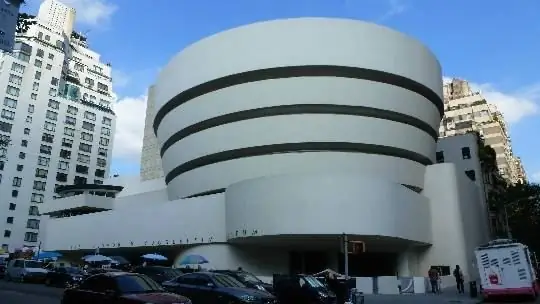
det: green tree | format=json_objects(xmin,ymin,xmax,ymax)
[{"xmin": 16, "ymin": 13, "xmax": 36, "ymax": 34}]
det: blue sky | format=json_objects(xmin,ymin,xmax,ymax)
[{"xmin": 23, "ymin": 0, "xmax": 540, "ymax": 181}]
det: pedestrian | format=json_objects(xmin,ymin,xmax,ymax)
[
  {"xmin": 453, "ymin": 265, "xmax": 465, "ymax": 293},
  {"xmin": 428, "ymin": 267, "xmax": 440, "ymax": 294}
]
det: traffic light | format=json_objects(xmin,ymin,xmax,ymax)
[{"xmin": 348, "ymin": 241, "xmax": 366, "ymax": 254}]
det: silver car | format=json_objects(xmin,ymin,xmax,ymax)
[{"xmin": 5, "ymin": 259, "xmax": 48, "ymax": 282}]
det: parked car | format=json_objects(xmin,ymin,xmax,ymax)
[
  {"xmin": 45, "ymin": 266, "xmax": 85, "ymax": 288},
  {"xmin": 273, "ymin": 273, "xmax": 336, "ymax": 304},
  {"xmin": 132, "ymin": 266, "xmax": 183, "ymax": 284},
  {"xmin": 212, "ymin": 269, "xmax": 274, "ymax": 293},
  {"xmin": 5, "ymin": 259, "xmax": 48, "ymax": 283},
  {"xmin": 0, "ymin": 256, "xmax": 7, "ymax": 279},
  {"xmin": 61, "ymin": 272, "xmax": 191, "ymax": 304},
  {"xmin": 162, "ymin": 272, "xmax": 276, "ymax": 304}
]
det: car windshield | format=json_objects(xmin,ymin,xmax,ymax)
[
  {"xmin": 238, "ymin": 272, "xmax": 263, "ymax": 284},
  {"xmin": 24, "ymin": 261, "xmax": 43, "ymax": 268},
  {"xmin": 213, "ymin": 274, "xmax": 246, "ymax": 288},
  {"xmin": 303, "ymin": 276, "xmax": 326, "ymax": 288},
  {"xmin": 116, "ymin": 274, "xmax": 164, "ymax": 294},
  {"xmin": 163, "ymin": 268, "xmax": 182, "ymax": 279},
  {"xmin": 65, "ymin": 267, "xmax": 82, "ymax": 274}
]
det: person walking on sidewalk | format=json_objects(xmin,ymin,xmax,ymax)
[
  {"xmin": 428, "ymin": 267, "xmax": 440, "ymax": 294},
  {"xmin": 453, "ymin": 265, "xmax": 465, "ymax": 293}
]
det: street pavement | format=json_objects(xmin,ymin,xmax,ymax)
[{"xmin": 0, "ymin": 280, "xmax": 538, "ymax": 303}]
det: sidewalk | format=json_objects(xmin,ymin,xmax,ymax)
[{"xmin": 362, "ymin": 287, "xmax": 481, "ymax": 304}]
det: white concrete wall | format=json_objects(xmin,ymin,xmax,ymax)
[
  {"xmin": 153, "ymin": 18, "xmax": 442, "ymax": 200},
  {"xmin": 225, "ymin": 172, "xmax": 431, "ymax": 243}
]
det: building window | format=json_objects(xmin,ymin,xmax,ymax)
[
  {"xmin": 8, "ymin": 74, "xmax": 22, "ymax": 85},
  {"xmin": 74, "ymin": 62, "xmax": 84, "ymax": 72},
  {"xmin": 99, "ymin": 137, "xmax": 109, "ymax": 146},
  {"xmin": 59, "ymin": 149, "xmax": 71, "ymax": 159},
  {"xmin": 0, "ymin": 160, "xmax": 4, "ymax": 170},
  {"xmin": 46, "ymin": 110, "xmax": 58, "ymax": 121},
  {"xmin": 0, "ymin": 122, "xmax": 13, "ymax": 133},
  {"xmin": 24, "ymin": 128, "xmax": 30, "ymax": 135},
  {"xmin": 98, "ymin": 148, "xmax": 107, "ymax": 157},
  {"xmin": 465, "ymin": 170, "xmax": 476, "ymax": 181},
  {"xmin": 6, "ymin": 217, "xmax": 13, "ymax": 224},
  {"xmin": 48, "ymin": 99, "xmax": 59, "ymax": 109},
  {"xmin": 74, "ymin": 176, "xmax": 87, "ymax": 184},
  {"xmin": 97, "ymin": 158, "xmax": 107, "ymax": 167},
  {"xmin": 11, "ymin": 62, "xmax": 25, "ymax": 73},
  {"xmin": 48, "ymin": 53, "xmax": 54, "ymax": 60},
  {"xmin": 34, "ymin": 71, "xmax": 41, "ymax": 80},
  {"xmin": 84, "ymin": 77, "xmax": 94, "ymax": 87},
  {"xmin": 77, "ymin": 153, "xmax": 90, "ymax": 163},
  {"xmin": 9, "ymin": 203, "xmax": 16, "ymax": 210},
  {"xmin": 24, "ymin": 232, "xmax": 38, "ymax": 242},
  {"xmin": 76, "ymin": 165, "xmax": 89, "ymax": 174},
  {"xmin": 82, "ymin": 122, "xmax": 95, "ymax": 131},
  {"xmin": 101, "ymin": 127, "xmax": 110, "ymax": 136},
  {"xmin": 94, "ymin": 179, "xmax": 103, "ymax": 184},
  {"xmin": 64, "ymin": 116, "xmax": 76, "ymax": 125},
  {"xmin": 44, "ymin": 122, "xmax": 55, "ymax": 131},
  {"xmin": 36, "ymin": 48, "xmax": 44, "ymax": 58},
  {"xmin": 12, "ymin": 177, "xmax": 22, "ymax": 187},
  {"xmin": 6, "ymin": 86, "xmax": 19, "ymax": 97},
  {"xmin": 436, "ymin": 151, "xmax": 444, "ymax": 163},
  {"xmin": 64, "ymin": 127, "xmax": 75, "ymax": 137},
  {"xmin": 51, "ymin": 77, "xmax": 59, "ymax": 86},
  {"xmin": 461, "ymin": 147, "xmax": 471, "ymax": 159},
  {"xmin": 25, "ymin": 116, "xmax": 32, "ymax": 123},
  {"xmin": 46, "ymin": 64, "xmax": 52, "ymax": 70},
  {"xmin": 0, "ymin": 149, "xmax": 6, "ymax": 158},
  {"xmin": 33, "ymin": 181, "xmax": 46, "ymax": 191},
  {"xmin": 16, "ymin": 164, "xmax": 23, "ymax": 171},
  {"xmin": 67, "ymin": 106, "xmax": 78, "ymax": 115},
  {"xmin": 27, "ymin": 219, "xmax": 40, "ymax": 229},
  {"xmin": 84, "ymin": 111, "xmax": 96, "ymax": 121},
  {"xmin": 95, "ymin": 169, "xmax": 105, "ymax": 178},
  {"xmin": 31, "ymin": 93, "xmax": 37, "ymax": 100},
  {"xmin": 19, "ymin": 152, "xmax": 25, "ymax": 159},
  {"xmin": 48, "ymin": 88, "xmax": 56, "ymax": 97},
  {"xmin": 62, "ymin": 138, "xmax": 73, "ymax": 148},
  {"xmin": 97, "ymin": 82, "xmax": 108, "ymax": 92},
  {"xmin": 28, "ymin": 104, "xmax": 35, "ymax": 113},
  {"xmin": 79, "ymin": 143, "xmax": 92, "ymax": 153},
  {"xmin": 21, "ymin": 139, "xmax": 27, "ymax": 147},
  {"xmin": 58, "ymin": 161, "xmax": 69, "ymax": 171},
  {"xmin": 11, "ymin": 190, "xmax": 18, "ymax": 197},
  {"xmin": 102, "ymin": 117, "xmax": 112, "ymax": 126},
  {"xmin": 80, "ymin": 132, "xmax": 93, "ymax": 141},
  {"xmin": 1, "ymin": 109, "xmax": 15, "ymax": 120},
  {"xmin": 3, "ymin": 97, "xmax": 17, "ymax": 108},
  {"xmin": 31, "ymin": 193, "xmax": 44, "ymax": 203},
  {"xmin": 28, "ymin": 206, "xmax": 39, "ymax": 216},
  {"xmin": 4, "ymin": 230, "xmax": 11, "ymax": 238},
  {"xmin": 56, "ymin": 172, "xmax": 68, "ymax": 182},
  {"xmin": 42, "ymin": 133, "xmax": 54, "ymax": 143},
  {"xmin": 32, "ymin": 82, "xmax": 39, "ymax": 91},
  {"xmin": 37, "ymin": 156, "xmax": 50, "ymax": 167},
  {"xmin": 35, "ymin": 168, "xmax": 48, "ymax": 178},
  {"xmin": 17, "ymin": 52, "xmax": 30, "ymax": 62}
]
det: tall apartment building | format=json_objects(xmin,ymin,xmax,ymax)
[
  {"xmin": 440, "ymin": 78, "xmax": 526, "ymax": 184},
  {"xmin": 140, "ymin": 85, "xmax": 164, "ymax": 181},
  {"xmin": 0, "ymin": 0, "xmax": 116, "ymax": 251}
]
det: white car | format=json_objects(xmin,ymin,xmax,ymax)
[{"xmin": 5, "ymin": 259, "xmax": 48, "ymax": 282}]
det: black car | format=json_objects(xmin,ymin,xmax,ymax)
[
  {"xmin": 45, "ymin": 266, "xmax": 85, "ymax": 288},
  {"xmin": 273, "ymin": 274, "xmax": 336, "ymax": 304},
  {"xmin": 61, "ymin": 272, "xmax": 191, "ymax": 304},
  {"xmin": 0, "ymin": 257, "xmax": 7, "ymax": 279},
  {"xmin": 132, "ymin": 266, "xmax": 183, "ymax": 284},
  {"xmin": 212, "ymin": 270, "xmax": 274, "ymax": 294},
  {"xmin": 162, "ymin": 272, "xmax": 277, "ymax": 304}
]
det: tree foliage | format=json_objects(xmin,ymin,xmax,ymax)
[
  {"xmin": 16, "ymin": 13, "xmax": 36, "ymax": 34},
  {"xmin": 497, "ymin": 182, "xmax": 540, "ymax": 254}
]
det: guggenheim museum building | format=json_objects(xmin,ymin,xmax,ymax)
[{"xmin": 41, "ymin": 18, "xmax": 490, "ymax": 278}]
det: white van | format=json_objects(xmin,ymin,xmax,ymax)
[
  {"xmin": 475, "ymin": 239, "xmax": 539, "ymax": 300},
  {"xmin": 5, "ymin": 259, "xmax": 48, "ymax": 282}
]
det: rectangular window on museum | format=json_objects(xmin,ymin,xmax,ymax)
[
  {"xmin": 461, "ymin": 147, "xmax": 471, "ymax": 159},
  {"xmin": 465, "ymin": 170, "xmax": 476, "ymax": 181},
  {"xmin": 435, "ymin": 151, "xmax": 444, "ymax": 163}
]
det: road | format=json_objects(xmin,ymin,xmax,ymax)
[{"xmin": 0, "ymin": 281, "xmax": 62, "ymax": 304}]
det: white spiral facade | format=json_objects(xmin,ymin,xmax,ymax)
[{"xmin": 153, "ymin": 18, "xmax": 443, "ymax": 201}]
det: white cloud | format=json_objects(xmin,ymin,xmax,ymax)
[
  {"xmin": 378, "ymin": 0, "xmax": 407, "ymax": 22},
  {"xmin": 444, "ymin": 77, "xmax": 540, "ymax": 124},
  {"xmin": 44, "ymin": 0, "xmax": 117, "ymax": 26},
  {"xmin": 112, "ymin": 95, "xmax": 147, "ymax": 161},
  {"xmin": 112, "ymin": 70, "xmax": 130, "ymax": 88}
]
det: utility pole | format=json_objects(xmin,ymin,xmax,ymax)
[{"xmin": 342, "ymin": 233, "xmax": 349, "ymax": 278}]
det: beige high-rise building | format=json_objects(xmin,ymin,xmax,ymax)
[
  {"xmin": 440, "ymin": 78, "xmax": 526, "ymax": 184},
  {"xmin": 140, "ymin": 85, "xmax": 165, "ymax": 181},
  {"xmin": 37, "ymin": 0, "xmax": 76, "ymax": 35}
]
